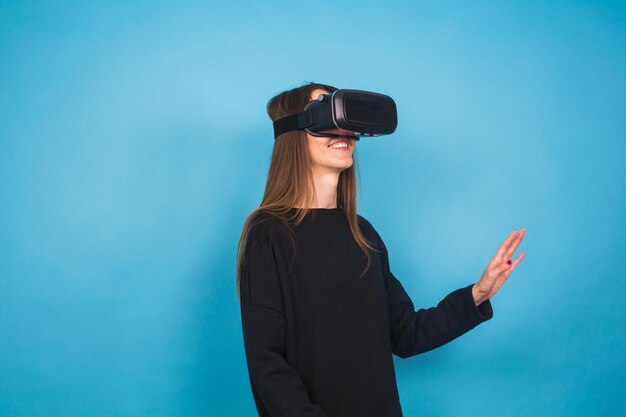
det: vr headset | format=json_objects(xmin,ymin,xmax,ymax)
[{"xmin": 272, "ymin": 89, "xmax": 397, "ymax": 140}]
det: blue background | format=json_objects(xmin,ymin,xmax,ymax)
[{"xmin": 1, "ymin": 1, "xmax": 625, "ymax": 416}]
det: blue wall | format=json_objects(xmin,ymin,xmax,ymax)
[{"xmin": 1, "ymin": 1, "xmax": 624, "ymax": 416}]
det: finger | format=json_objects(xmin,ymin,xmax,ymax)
[
  {"xmin": 495, "ymin": 230, "xmax": 519, "ymax": 260},
  {"xmin": 499, "ymin": 252, "xmax": 526, "ymax": 281},
  {"xmin": 507, "ymin": 250, "xmax": 526, "ymax": 270},
  {"xmin": 487, "ymin": 254, "xmax": 513, "ymax": 276},
  {"xmin": 503, "ymin": 228, "xmax": 524, "ymax": 258},
  {"xmin": 498, "ymin": 260, "xmax": 512, "ymax": 274},
  {"xmin": 492, "ymin": 252, "xmax": 521, "ymax": 277},
  {"xmin": 490, "ymin": 254, "xmax": 525, "ymax": 297},
  {"xmin": 505, "ymin": 228, "xmax": 526, "ymax": 259}
]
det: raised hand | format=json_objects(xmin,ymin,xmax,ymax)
[{"xmin": 472, "ymin": 228, "xmax": 526, "ymax": 306}]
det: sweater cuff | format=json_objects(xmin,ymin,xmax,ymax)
[{"xmin": 463, "ymin": 283, "xmax": 493, "ymax": 322}]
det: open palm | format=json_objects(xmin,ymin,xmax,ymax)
[{"xmin": 472, "ymin": 228, "xmax": 526, "ymax": 306}]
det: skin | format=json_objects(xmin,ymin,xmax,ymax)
[
  {"xmin": 472, "ymin": 229, "xmax": 526, "ymax": 306},
  {"xmin": 304, "ymin": 88, "xmax": 357, "ymax": 209},
  {"xmin": 303, "ymin": 88, "xmax": 526, "ymax": 306}
]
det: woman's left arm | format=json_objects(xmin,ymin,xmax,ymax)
[{"xmin": 369, "ymin": 223, "xmax": 526, "ymax": 358}]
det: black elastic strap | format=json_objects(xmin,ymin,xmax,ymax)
[{"xmin": 273, "ymin": 109, "xmax": 315, "ymax": 139}]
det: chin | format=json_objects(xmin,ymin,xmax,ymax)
[{"xmin": 335, "ymin": 163, "xmax": 353, "ymax": 172}]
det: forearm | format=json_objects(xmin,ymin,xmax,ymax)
[{"xmin": 390, "ymin": 284, "xmax": 493, "ymax": 358}]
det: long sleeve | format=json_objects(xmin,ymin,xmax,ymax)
[
  {"xmin": 240, "ymin": 220, "xmax": 330, "ymax": 417},
  {"xmin": 373, "ymin": 228, "xmax": 493, "ymax": 358}
]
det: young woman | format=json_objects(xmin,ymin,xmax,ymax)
[{"xmin": 236, "ymin": 82, "xmax": 526, "ymax": 417}]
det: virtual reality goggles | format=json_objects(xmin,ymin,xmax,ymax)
[{"xmin": 272, "ymin": 89, "xmax": 397, "ymax": 140}]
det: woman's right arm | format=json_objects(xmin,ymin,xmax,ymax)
[{"xmin": 240, "ymin": 221, "xmax": 330, "ymax": 417}]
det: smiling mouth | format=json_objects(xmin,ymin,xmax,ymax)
[{"xmin": 328, "ymin": 140, "xmax": 350, "ymax": 150}]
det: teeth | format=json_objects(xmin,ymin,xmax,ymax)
[{"xmin": 330, "ymin": 143, "xmax": 348, "ymax": 149}]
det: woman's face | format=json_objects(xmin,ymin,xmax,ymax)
[{"xmin": 306, "ymin": 88, "xmax": 357, "ymax": 175}]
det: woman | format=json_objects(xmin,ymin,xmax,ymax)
[{"xmin": 236, "ymin": 82, "xmax": 526, "ymax": 417}]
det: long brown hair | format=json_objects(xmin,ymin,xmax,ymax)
[{"xmin": 235, "ymin": 82, "xmax": 378, "ymax": 300}]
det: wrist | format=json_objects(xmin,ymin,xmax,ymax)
[{"xmin": 472, "ymin": 284, "xmax": 487, "ymax": 306}]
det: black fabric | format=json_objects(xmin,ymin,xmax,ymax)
[{"xmin": 239, "ymin": 208, "xmax": 493, "ymax": 417}]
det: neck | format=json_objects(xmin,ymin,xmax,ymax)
[{"xmin": 298, "ymin": 169, "xmax": 341, "ymax": 209}]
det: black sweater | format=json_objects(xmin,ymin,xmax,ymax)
[{"xmin": 239, "ymin": 208, "xmax": 493, "ymax": 417}]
